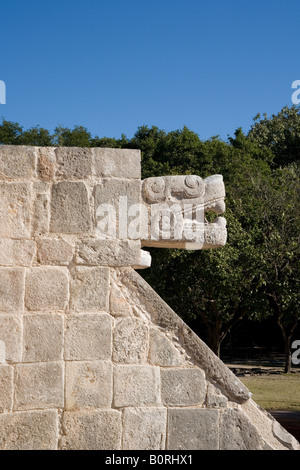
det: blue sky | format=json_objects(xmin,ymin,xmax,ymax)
[{"xmin": 1, "ymin": 0, "xmax": 299, "ymax": 141}]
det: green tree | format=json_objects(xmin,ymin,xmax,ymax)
[
  {"xmin": 18, "ymin": 126, "xmax": 53, "ymax": 146},
  {"xmin": 53, "ymin": 125, "xmax": 92, "ymax": 147},
  {"xmin": 0, "ymin": 119, "xmax": 54, "ymax": 146},
  {"xmin": 91, "ymin": 133, "xmax": 129, "ymax": 148},
  {"xmin": 251, "ymin": 164, "xmax": 300, "ymax": 372},
  {"xmin": 0, "ymin": 118, "xmax": 23, "ymax": 144},
  {"xmin": 248, "ymin": 105, "xmax": 300, "ymax": 167}
]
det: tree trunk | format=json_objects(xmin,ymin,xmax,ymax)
[
  {"xmin": 205, "ymin": 325, "xmax": 222, "ymax": 357},
  {"xmin": 284, "ymin": 336, "xmax": 292, "ymax": 374},
  {"xmin": 200, "ymin": 309, "xmax": 248, "ymax": 358},
  {"xmin": 278, "ymin": 315, "xmax": 298, "ymax": 374}
]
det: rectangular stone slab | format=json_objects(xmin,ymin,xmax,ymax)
[{"xmin": 50, "ymin": 181, "xmax": 91, "ymax": 234}]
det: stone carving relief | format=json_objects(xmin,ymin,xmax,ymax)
[{"xmin": 140, "ymin": 174, "xmax": 227, "ymax": 251}]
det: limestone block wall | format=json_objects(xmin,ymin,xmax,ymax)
[{"xmin": 0, "ymin": 145, "xmax": 298, "ymax": 450}]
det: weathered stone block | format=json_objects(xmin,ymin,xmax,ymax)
[
  {"xmin": 65, "ymin": 361, "xmax": 112, "ymax": 410},
  {"xmin": 14, "ymin": 362, "xmax": 64, "ymax": 411},
  {"xmin": 60, "ymin": 410, "xmax": 122, "ymax": 450},
  {"xmin": 23, "ymin": 315, "xmax": 64, "ymax": 362},
  {"xmin": 0, "ymin": 340, "xmax": 4, "ymax": 363},
  {"xmin": 206, "ymin": 383, "xmax": 228, "ymax": 408},
  {"xmin": 123, "ymin": 407, "xmax": 167, "ymax": 450},
  {"xmin": 0, "ymin": 316, "xmax": 22, "ymax": 363},
  {"xmin": 167, "ymin": 408, "xmax": 219, "ymax": 450},
  {"xmin": 110, "ymin": 282, "xmax": 132, "ymax": 317},
  {"xmin": 0, "ymin": 145, "xmax": 36, "ymax": 179},
  {"xmin": 113, "ymin": 317, "xmax": 149, "ymax": 364},
  {"xmin": 220, "ymin": 408, "xmax": 262, "ymax": 450},
  {"xmin": 149, "ymin": 327, "xmax": 183, "ymax": 366},
  {"xmin": 93, "ymin": 148, "xmax": 141, "ymax": 179},
  {"xmin": 25, "ymin": 267, "xmax": 69, "ymax": 311},
  {"xmin": 50, "ymin": 181, "xmax": 91, "ymax": 234},
  {"xmin": 0, "ymin": 365, "xmax": 13, "ymax": 412},
  {"xmin": 0, "ymin": 182, "xmax": 31, "ymax": 238},
  {"xmin": 36, "ymin": 238, "xmax": 74, "ymax": 265},
  {"xmin": 64, "ymin": 314, "xmax": 112, "ymax": 361},
  {"xmin": 37, "ymin": 147, "xmax": 56, "ymax": 181},
  {"xmin": 161, "ymin": 368, "xmax": 206, "ymax": 406},
  {"xmin": 32, "ymin": 193, "xmax": 49, "ymax": 235},
  {"xmin": 114, "ymin": 365, "xmax": 161, "ymax": 407},
  {"xmin": 0, "ymin": 239, "xmax": 36, "ymax": 266},
  {"xmin": 0, "ymin": 268, "xmax": 25, "ymax": 313},
  {"xmin": 33, "ymin": 181, "xmax": 51, "ymax": 194},
  {"xmin": 76, "ymin": 239, "xmax": 141, "ymax": 266},
  {"xmin": 70, "ymin": 266, "xmax": 109, "ymax": 312},
  {"xmin": 0, "ymin": 410, "xmax": 58, "ymax": 450},
  {"xmin": 55, "ymin": 147, "xmax": 93, "ymax": 179}
]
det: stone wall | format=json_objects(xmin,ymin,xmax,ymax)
[{"xmin": 0, "ymin": 145, "xmax": 298, "ymax": 450}]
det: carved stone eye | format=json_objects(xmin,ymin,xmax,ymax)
[
  {"xmin": 184, "ymin": 175, "xmax": 205, "ymax": 198},
  {"xmin": 152, "ymin": 179, "xmax": 165, "ymax": 194},
  {"xmin": 185, "ymin": 175, "xmax": 198, "ymax": 188},
  {"xmin": 142, "ymin": 177, "xmax": 165, "ymax": 203}
]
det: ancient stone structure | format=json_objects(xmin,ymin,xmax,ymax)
[{"xmin": 0, "ymin": 145, "xmax": 298, "ymax": 450}]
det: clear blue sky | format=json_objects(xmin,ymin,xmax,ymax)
[{"xmin": 1, "ymin": 0, "xmax": 299, "ymax": 141}]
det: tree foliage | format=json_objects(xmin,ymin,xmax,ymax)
[{"xmin": 248, "ymin": 105, "xmax": 300, "ymax": 167}]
